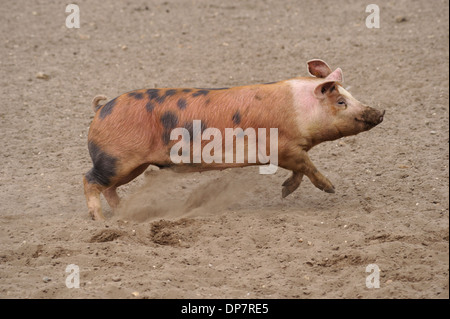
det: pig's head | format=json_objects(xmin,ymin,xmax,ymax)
[{"xmin": 302, "ymin": 59, "xmax": 385, "ymax": 144}]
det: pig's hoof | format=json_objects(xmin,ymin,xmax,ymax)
[
  {"xmin": 89, "ymin": 210, "xmax": 106, "ymax": 221},
  {"xmin": 282, "ymin": 186, "xmax": 294, "ymax": 198},
  {"xmin": 315, "ymin": 178, "xmax": 335, "ymax": 193},
  {"xmin": 282, "ymin": 172, "xmax": 303, "ymax": 198},
  {"xmin": 315, "ymin": 180, "xmax": 335, "ymax": 193},
  {"xmin": 281, "ymin": 178, "xmax": 302, "ymax": 198},
  {"xmin": 324, "ymin": 185, "xmax": 335, "ymax": 193}
]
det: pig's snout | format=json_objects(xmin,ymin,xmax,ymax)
[{"xmin": 356, "ymin": 107, "xmax": 385, "ymax": 130}]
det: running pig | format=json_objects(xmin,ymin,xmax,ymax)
[{"xmin": 83, "ymin": 59, "xmax": 384, "ymax": 220}]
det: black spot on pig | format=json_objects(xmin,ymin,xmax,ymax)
[
  {"xmin": 146, "ymin": 89, "xmax": 160, "ymax": 100},
  {"xmin": 146, "ymin": 89, "xmax": 166, "ymax": 104},
  {"xmin": 99, "ymin": 98, "xmax": 117, "ymax": 119},
  {"xmin": 192, "ymin": 89, "xmax": 209, "ymax": 97},
  {"xmin": 155, "ymin": 95, "xmax": 167, "ymax": 104},
  {"xmin": 154, "ymin": 89, "xmax": 177, "ymax": 104},
  {"xmin": 129, "ymin": 92, "xmax": 144, "ymax": 99},
  {"xmin": 160, "ymin": 111, "xmax": 179, "ymax": 145},
  {"xmin": 182, "ymin": 89, "xmax": 192, "ymax": 93},
  {"xmin": 160, "ymin": 111, "xmax": 178, "ymax": 130},
  {"xmin": 232, "ymin": 111, "xmax": 241, "ymax": 125},
  {"xmin": 165, "ymin": 89, "xmax": 177, "ymax": 96},
  {"xmin": 145, "ymin": 101, "xmax": 155, "ymax": 113},
  {"xmin": 85, "ymin": 141, "xmax": 117, "ymax": 186},
  {"xmin": 177, "ymin": 98, "xmax": 187, "ymax": 110}
]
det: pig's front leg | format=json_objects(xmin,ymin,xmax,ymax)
[
  {"xmin": 304, "ymin": 156, "xmax": 335, "ymax": 194},
  {"xmin": 281, "ymin": 150, "xmax": 335, "ymax": 195}
]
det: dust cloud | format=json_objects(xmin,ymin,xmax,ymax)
[{"xmin": 116, "ymin": 168, "xmax": 255, "ymax": 222}]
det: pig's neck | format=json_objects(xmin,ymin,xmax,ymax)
[{"xmin": 288, "ymin": 79, "xmax": 342, "ymax": 149}]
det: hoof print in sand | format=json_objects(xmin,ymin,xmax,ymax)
[
  {"xmin": 89, "ymin": 229, "xmax": 125, "ymax": 243},
  {"xmin": 150, "ymin": 219, "xmax": 197, "ymax": 247}
]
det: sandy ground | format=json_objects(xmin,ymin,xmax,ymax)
[{"xmin": 0, "ymin": 0, "xmax": 448, "ymax": 299}]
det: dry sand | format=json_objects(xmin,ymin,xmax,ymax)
[{"xmin": 0, "ymin": 0, "xmax": 448, "ymax": 299}]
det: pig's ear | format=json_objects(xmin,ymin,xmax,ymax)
[
  {"xmin": 307, "ymin": 59, "xmax": 332, "ymax": 78},
  {"xmin": 325, "ymin": 68, "xmax": 344, "ymax": 82},
  {"xmin": 314, "ymin": 81, "xmax": 338, "ymax": 99}
]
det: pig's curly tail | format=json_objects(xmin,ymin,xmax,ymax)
[{"xmin": 91, "ymin": 95, "xmax": 107, "ymax": 112}]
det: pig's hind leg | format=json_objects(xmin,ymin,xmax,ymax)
[
  {"xmin": 83, "ymin": 142, "xmax": 119, "ymax": 220},
  {"xmin": 102, "ymin": 163, "xmax": 150, "ymax": 210},
  {"xmin": 102, "ymin": 187, "xmax": 120, "ymax": 210},
  {"xmin": 83, "ymin": 175, "xmax": 108, "ymax": 221},
  {"xmin": 84, "ymin": 161, "xmax": 150, "ymax": 220}
]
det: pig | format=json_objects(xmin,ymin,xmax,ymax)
[{"xmin": 83, "ymin": 59, "xmax": 384, "ymax": 220}]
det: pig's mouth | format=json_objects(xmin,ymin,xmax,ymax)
[
  {"xmin": 354, "ymin": 117, "xmax": 378, "ymax": 129},
  {"xmin": 355, "ymin": 110, "xmax": 385, "ymax": 129}
]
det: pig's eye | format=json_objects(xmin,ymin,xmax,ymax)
[{"xmin": 337, "ymin": 99, "xmax": 347, "ymax": 108}]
